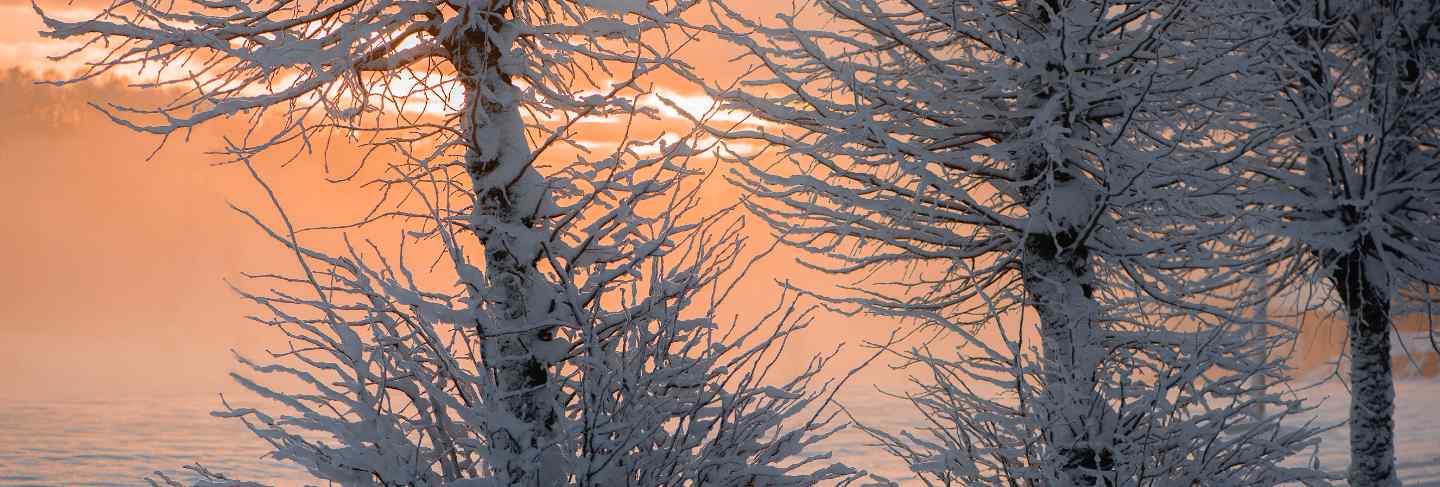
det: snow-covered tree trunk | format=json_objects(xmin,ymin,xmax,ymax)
[
  {"xmin": 1333, "ymin": 243, "xmax": 1398, "ymax": 486},
  {"xmin": 1021, "ymin": 155, "xmax": 1109, "ymax": 486},
  {"xmin": 449, "ymin": 5, "xmax": 562, "ymax": 484},
  {"xmin": 1334, "ymin": 3, "xmax": 1423, "ymax": 484},
  {"xmin": 1017, "ymin": 3, "xmax": 1108, "ymax": 483},
  {"xmin": 1024, "ymin": 244, "xmax": 1109, "ymax": 486}
]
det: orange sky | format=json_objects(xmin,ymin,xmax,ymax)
[{"xmin": 0, "ymin": 0, "xmax": 921, "ymax": 401}]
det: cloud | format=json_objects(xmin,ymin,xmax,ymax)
[{"xmin": 640, "ymin": 88, "xmax": 771, "ymax": 127}]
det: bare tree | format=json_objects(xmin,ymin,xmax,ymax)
[
  {"xmin": 1243, "ymin": 1, "xmax": 1440, "ymax": 484},
  {"xmin": 695, "ymin": 0, "xmax": 1329, "ymax": 484},
  {"xmin": 37, "ymin": 0, "xmax": 857, "ymax": 485}
]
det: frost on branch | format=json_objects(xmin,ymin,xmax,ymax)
[{"xmin": 187, "ymin": 152, "xmax": 858, "ymax": 485}]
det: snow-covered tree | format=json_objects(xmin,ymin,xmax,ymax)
[
  {"xmin": 696, "ymin": 0, "xmax": 1329, "ymax": 483},
  {"xmin": 37, "ymin": 0, "xmax": 857, "ymax": 485},
  {"xmin": 136, "ymin": 151, "xmax": 858, "ymax": 486},
  {"xmin": 1241, "ymin": 0, "xmax": 1440, "ymax": 484}
]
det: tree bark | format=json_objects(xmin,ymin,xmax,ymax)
[
  {"xmin": 1333, "ymin": 244, "xmax": 1399, "ymax": 487},
  {"xmin": 1284, "ymin": 3, "xmax": 1402, "ymax": 482},
  {"xmin": 448, "ymin": 4, "xmax": 562, "ymax": 485},
  {"xmin": 1330, "ymin": 2, "xmax": 1421, "ymax": 484},
  {"xmin": 1023, "ymin": 224, "xmax": 1110, "ymax": 487},
  {"xmin": 1016, "ymin": 4, "xmax": 1111, "ymax": 484},
  {"xmin": 1016, "ymin": 3, "xmax": 1111, "ymax": 484}
]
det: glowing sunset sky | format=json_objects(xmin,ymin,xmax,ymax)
[{"xmin": 0, "ymin": 0, "xmax": 920, "ymax": 401}]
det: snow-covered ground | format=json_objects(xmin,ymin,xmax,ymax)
[{"xmin": 0, "ymin": 379, "xmax": 1435, "ymax": 485}]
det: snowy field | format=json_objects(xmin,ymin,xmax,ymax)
[{"xmin": 0, "ymin": 379, "xmax": 1436, "ymax": 486}]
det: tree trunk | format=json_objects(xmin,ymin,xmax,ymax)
[
  {"xmin": 1012, "ymin": 3, "xmax": 1111, "ymax": 483},
  {"xmin": 1333, "ymin": 245, "xmax": 1398, "ymax": 487},
  {"xmin": 1331, "ymin": 2, "xmax": 1421, "ymax": 484},
  {"xmin": 1284, "ymin": 3, "xmax": 1401, "ymax": 482},
  {"xmin": 1022, "ymin": 198, "xmax": 1109, "ymax": 487},
  {"xmin": 1015, "ymin": 3, "xmax": 1110, "ymax": 483},
  {"xmin": 1019, "ymin": 153, "xmax": 1108, "ymax": 486},
  {"xmin": 449, "ymin": 5, "xmax": 562, "ymax": 485}
]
